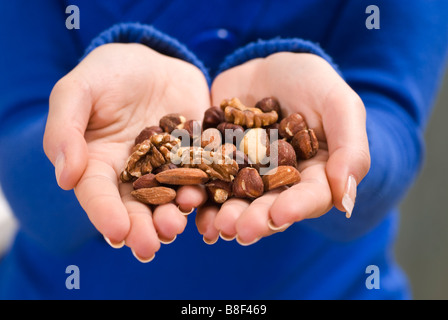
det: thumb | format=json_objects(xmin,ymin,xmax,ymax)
[
  {"xmin": 43, "ymin": 75, "xmax": 90, "ymax": 190},
  {"xmin": 323, "ymin": 88, "xmax": 371, "ymax": 218}
]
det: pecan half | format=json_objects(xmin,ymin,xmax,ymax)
[
  {"xmin": 220, "ymin": 97, "xmax": 278, "ymax": 128},
  {"xmin": 120, "ymin": 133, "xmax": 181, "ymax": 182}
]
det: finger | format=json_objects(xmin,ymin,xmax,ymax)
[
  {"xmin": 43, "ymin": 75, "xmax": 91, "ymax": 190},
  {"xmin": 195, "ymin": 204, "xmax": 220, "ymax": 245},
  {"xmin": 322, "ymin": 84, "xmax": 371, "ymax": 218},
  {"xmin": 214, "ymin": 198, "xmax": 250, "ymax": 240},
  {"xmin": 152, "ymin": 202, "xmax": 188, "ymax": 244},
  {"xmin": 234, "ymin": 190, "xmax": 283, "ymax": 246},
  {"xmin": 175, "ymin": 185, "xmax": 207, "ymax": 215},
  {"xmin": 120, "ymin": 182, "xmax": 161, "ymax": 262},
  {"xmin": 74, "ymin": 159, "xmax": 131, "ymax": 245},
  {"xmin": 269, "ymin": 159, "xmax": 333, "ymax": 228},
  {"xmin": 123, "ymin": 199, "xmax": 160, "ymax": 263}
]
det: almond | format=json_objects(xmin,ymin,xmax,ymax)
[
  {"xmin": 131, "ymin": 187, "xmax": 176, "ymax": 205},
  {"xmin": 155, "ymin": 167, "xmax": 209, "ymax": 185},
  {"xmin": 262, "ymin": 166, "xmax": 301, "ymax": 191},
  {"xmin": 132, "ymin": 173, "xmax": 160, "ymax": 189}
]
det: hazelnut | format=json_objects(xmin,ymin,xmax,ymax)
[
  {"xmin": 183, "ymin": 120, "xmax": 202, "ymax": 140},
  {"xmin": 201, "ymin": 128, "xmax": 222, "ymax": 151},
  {"xmin": 279, "ymin": 113, "xmax": 307, "ymax": 139},
  {"xmin": 238, "ymin": 128, "xmax": 269, "ymax": 165},
  {"xmin": 266, "ymin": 139, "xmax": 297, "ymax": 168},
  {"xmin": 232, "ymin": 167, "xmax": 264, "ymax": 199},
  {"xmin": 291, "ymin": 129, "xmax": 319, "ymax": 160},
  {"xmin": 152, "ymin": 163, "xmax": 178, "ymax": 175},
  {"xmin": 202, "ymin": 106, "xmax": 225, "ymax": 130},
  {"xmin": 265, "ymin": 122, "xmax": 280, "ymax": 141},
  {"xmin": 171, "ymin": 119, "xmax": 201, "ymax": 147},
  {"xmin": 205, "ymin": 180, "xmax": 233, "ymax": 203},
  {"xmin": 255, "ymin": 97, "xmax": 282, "ymax": 119},
  {"xmin": 134, "ymin": 126, "xmax": 163, "ymax": 145},
  {"xmin": 159, "ymin": 113, "xmax": 186, "ymax": 133},
  {"xmin": 217, "ymin": 122, "xmax": 244, "ymax": 145}
]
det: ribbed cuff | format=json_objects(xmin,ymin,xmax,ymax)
[
  {"xmin": 217, "ymin": 37, "xmax": 340, "ymax": 77},
  {"xmin": 82, "ymin": 22, "xmax": 210, "ymax": 84}
]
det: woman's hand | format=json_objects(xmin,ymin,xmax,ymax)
[
  {"xmin": 197, "ymin": 52, "xmax": 370, "ymax": 245},
  {"xmin": 43, "ymin": 43, "xmax": 210, "ymax": 261}
]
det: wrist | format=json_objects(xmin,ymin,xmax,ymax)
[
  {"xmin": 217, "ymin": 37, "xmax": 340, "ymax": 78},
  {"xmin": 82, "ymin": 22, "xmax": 210, "ymax": 85}
]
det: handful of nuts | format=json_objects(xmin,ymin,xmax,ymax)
[{"xmin": 120, "ymin": 97, "xmax": 319, "ymax": 206}]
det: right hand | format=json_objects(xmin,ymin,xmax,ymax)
[{"xmin": 43, "ymin": 43, "xmax": 210, "ymax": 262}]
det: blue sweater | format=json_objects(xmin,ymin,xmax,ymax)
[{"xmin": 0, "ymin": 0, "xmax": 447, "ymax": 299}]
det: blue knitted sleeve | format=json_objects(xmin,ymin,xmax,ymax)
[
  {"xmin": 83, "ymin": 22, "xmax": 210, "ymax": 84},
  {"xmin": 217, "ymin": 37, "xmax": 340, "ymax": 76}
]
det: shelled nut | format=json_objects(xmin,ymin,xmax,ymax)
[
  {"xmin": 201, "ymin": 128, "xmax": 222, "ymax": 151},
  {"xmin": 159, "ymin": 113, "xmax": 186, "ymax": 133},
  {"xmin": 217, "ymin": 122, "xmax": 244, "ymax": 145},
  {"xmin": 205, "ymin": 180, "xmax": 233, "ymax": 204},
  {"xmin": 133, "ymin": 173, "xmax": 160, "ymax": 189},
  {"xmin": 266, "ymin": 139, "xmax": 297, "ymax": 168},
  {"xmin": 262, "ymin": 166, "xmax": 301, "ymax": 191},
  {"xmin": 131, "ymin": 187, "xmax": 177, "ymax": 205},
  {"xmin": 255, "ymin": 97, "xmax": 282, "ymax": 119},
  {"xmin": 239, "ymin": 128, "xmax": 269, "ymax": 165},
  {"xmin": 202, "ymin": 106, "xmax": 225, "ymax": 130},
  {"xmin": 232, "ymin": 167, "xmax": 264, "ymax": 199},
  {"xmin": 279, "ymin": 113, "xmax": 307, "ymax": 139},
  {"xmin": 291, "ymin": 129, "xmax": 319, "ymax": 160},
  {"xmin": 155, "ymin": 168, "xmax": 209, "ymax": 185},
  {"xmin": 134, "ymin": 126, "xmax": 163, "ymax": 145}
]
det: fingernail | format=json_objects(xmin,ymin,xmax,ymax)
[
  {"xmin": 131, "ymin": 249, "xmax": 155, "ymax": 263},
  {"xmin": 219, "ymin": 231, "xmax": 236, "ymax": 241},
  {"xmin": 55, "ymin": 152, "xmax": 65, "ymax": 185},
  {"xmin": 104, "ymin": 236, "xmax": 125, "ymax": 249},
  {"xmin": 236, "ymin": 235, "xmax": 261, "ymax": 246},
  {"xmin": 178, "ymin": 206, "xmax": 195, "ymax": 216},
  {"xmin": 267, "ymin": 219, "xmax": 291, "ymax": 231},
  {"xmin": 342, "ymin": 175, "xmax": 357, "ymax": 218},
  {"xmin": 203, "ymin": 235, "xmax": 219, "ymax": 245},
  {"xmin": 159, "ymin": 235, "xmax": 177, "ymax": 245}
]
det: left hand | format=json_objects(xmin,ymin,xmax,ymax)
[{"xmin": 196, "ymin": 52, "xmax": 370, "ymax": 245}]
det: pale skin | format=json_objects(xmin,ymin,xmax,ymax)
[{"xmin": 43, "ymin": 43, "xmax": 370, "ymax": 261}]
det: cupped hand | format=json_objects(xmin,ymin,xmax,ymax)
[
  {"xmin": 196, "ymin": 52, "xmax": 370, "ymax": 245},
  {"xmin": 43, "ymin": 43, "xmax": 210, "ymax": 261}
]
